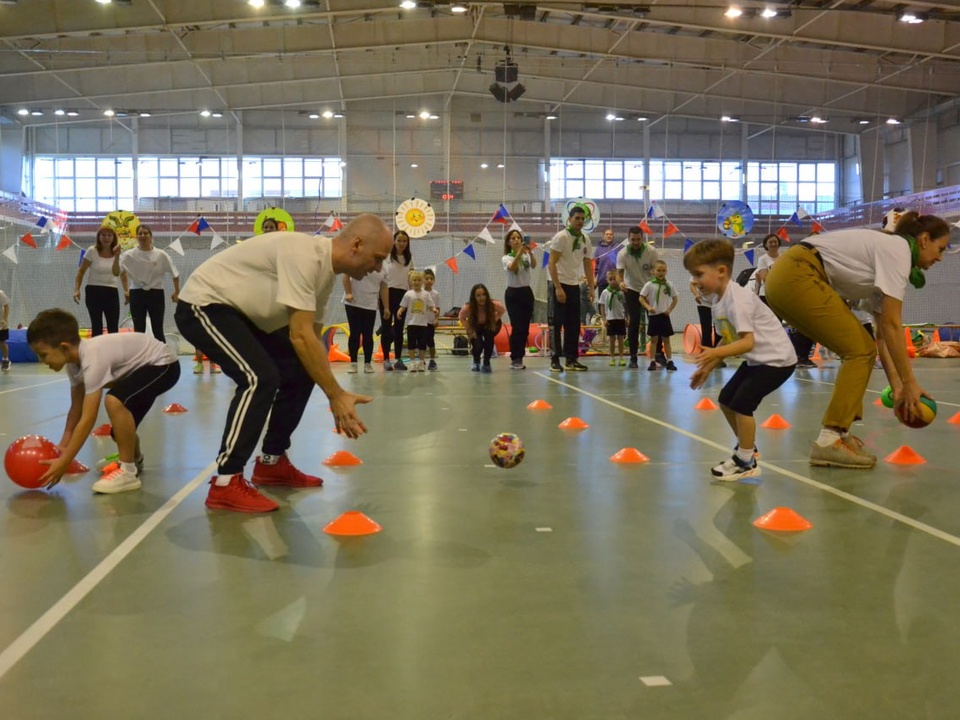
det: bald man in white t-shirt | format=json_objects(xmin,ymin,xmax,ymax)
[{"xmin": 175, "ymin": 214, "xmax": 393, "ymax": 513}]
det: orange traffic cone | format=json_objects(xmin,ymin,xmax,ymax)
[
  {"xmin": 163, "ymin": 403, "xmax": 188, "ymax": 414},
  {"xmin": 753, "ymin": 507, "xmax": 813, "ymax": 532},
  {"xmin": 933, "ymin": 328, "xmax": 941, "ymax": 343},
  {"xmin": 811, "ymin": 344, "xmax": 823, "ymax": 362},
  {"xmin": 760, "ymin": 413, "xmax": 791, "ymax": 429},
  {"xmin": 874, "ymin": 397, "xmax": 885, "ymax": 406},
  {"xmin": 947, "ymin": 411, "xmax": 960, "ymax": 425},
  {"xmin": 694, "ymin": 398, "xmax": 719, "ymax": 410},
  {"xmin": 92, "ymin": 423, "xmax": 112, "ymax": 437},
  {"xmin": 884, "ymin": 445, "xmax": 926, "ymax": 465},
  {"xmin": 66, "ymin": 459, "xmax": 90, "ymax": 474},
  {"xmin": 527, "ymin": 399, "xmax": 553, "ymax": 410},
  {"xmin": 323, "ymin": 511, "xmax": 382, "ymax": 536},
  {"xmin": 558, "ymin": 417, "xmax": 589, "ymax": 430},
  {"xmin": 610, "ymin": 448, "xmax": 649, "ymax": 463},
  {"xmin": 328, "ymin": 343, "xmax": 351, "ymax": 363},
  {"xmin": 323, "ymin": 450, "xmax": 362, "ymax": 466}
]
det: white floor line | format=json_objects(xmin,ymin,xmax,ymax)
[
  {"xmin": 538, "ymin": 373, "xmax": 960, "ymax": 550},
  {"xmin": 0, "ymin": 461, "xmax": 217, "ymax": 681},
  {"xmin": 794, "ymin": 372, "xmax": 960, "ymax": 408},
  {"xmin": 0, "ymin": 378, "xmax": 65, "ymax": 396}
]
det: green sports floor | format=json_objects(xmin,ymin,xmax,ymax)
[{"xmin": 1, "ymin": 353, "xmax": 958, "ymax": 720}]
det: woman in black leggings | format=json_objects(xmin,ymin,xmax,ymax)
[
  {"xmin": 73, "ymin": 227, "xmax": 121, "ymax": 336},
  {"xmin": 502, "ymin": 228, "xmax": 536, "ymax": 369},
  {"xmin": 120, "ymin": 224, "xmax": 180, "ymax": 342},
  {"xmin": 380, "ymin": 230, "xmax": 411, "ymax": 371}
]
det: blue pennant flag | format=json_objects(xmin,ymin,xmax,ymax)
[
  {"xmin": 542, "ymin": 250, "xmax": 550, "ymax": 267},
  {"xmin": 745, "ymin": 249, "xmax": 755, "ymax": 266},
  {"xmin": 35, "ymin": 216, "xmax": 48, "ymax": 229},
  {"xmin": 683, "ymin": 238, "xmax": 694, "ymax": 254},
  {"xmin": 78, "ymin": 248, "xmax": 86, "ymax": 267},
  {"xmin": 789, "ymin": 211, "xmax": 802, "ymax": 227},
  {"xmin": 463, "ymin": 243, "xmax": 476, "ymax": 260}
]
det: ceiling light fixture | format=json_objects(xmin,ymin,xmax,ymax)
[
  {"xmin": 67, "ymin": 111, "xmax": 79, "ymax": 117},
  {"xmin": 545, "ymin": 114, "xmax": 557, "ymax": 120},
  {"xmin": 54, "ymin": 109, "xmax": 65, "ymax": 116},
  {"xmin": 451, "ymin": 2, "xmax": 468, "ymax": 13},
  {"xmin": 858, "ymin": 119, "xmax": 870, "ymax": 125},
  {"xmin": 721, "ymin": 115, "xmax": 739, "ymax": 122},
  {"xmin": 211, "ymin": 111, "xmax": 223, "ymax": 118},
  {"xmin": 139, "ymin": 112, "xmax": 151, "ymax": 117},
  {"xmin": 636, "ymin": 116, "xmax": 648, "ymax": 122},
  {"xmin": 30, "ymin": 110, "xmax": 44, "ymax": 116},
  {"xmin": 419, "ymin": 110, "xmax": 431, "ymax": 119},
  {"xmin": 200, "ymin": 110, "xmax": 212, "ymax": 117},
  {"xmin": 886, "ymin": 118, "xmax": 901, "ymax": 125},
  {"xmin": 400, "ymin": 0, "xmax": 416, "ymax": 8},
  {"xmin": 605, "ymin": 113, "xmax": 617, "ymax": 121},
  {"xmin": 406, "ymin": 114, "xmax": 416, "ymax": 119},
  {"xmin": 17, "ymin": 108, "xmax": 28, "ymax": 116},
  {"xmin": 322, "ymin": 110, "xmax": 334, "ymax": 118},
  {"xmin": 333, "ymin": 112, "xmax": 344, "ymax": 118},
  {"xmin": 897, "ymin": 11, "xmax": 924, "ymax": 24},
  {"xmin": 104, "ymin": 109, "xmax": 115, "ymax": 117},
  {"xmin": 308, "ymin": 113, "xmax": 320, "ymax": 119},
  {"xmin": 248, "ymin": 0, "xmax": 264, "ymax": 7},
  {"xmin": 410, "ymin": 163, "xmax": 418, "ymax": 168},
  {"xmin": 285, "ymin": 0, "xmax": 301, "ymax": 8},
  {"xmin": 480, "ymin": 163, "xmax": 488, "ymax": 169},
  {"xmin": 810, "ymin": 116, "xmax": 828, "ymax": 124},
  {"xmin": 724, "ymin": 7, "xmax": 743, "ymax": 19}
]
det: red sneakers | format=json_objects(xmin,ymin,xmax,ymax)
[
  {"xmin": 205, "ymin": 474, "xmax": 279, "ymax": 512},
  {"xmin": 251, "ymin": 454, "xmax": 323, "ymax": 488}
]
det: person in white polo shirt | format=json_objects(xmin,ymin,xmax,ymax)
[
  {"xmin": 547, "ymin": 205, "xmax": 594, "ymax": 372},
  {"xmin": 119, "ymin": 224, "xmax": 180, "ymax": 343},
  {"xmin": 616, "ymin": 225, "xmax": 661, "ymax": 368},
  {"xmin": 175, "ymin": 214, "xmax": 393, "ymax": 513}
]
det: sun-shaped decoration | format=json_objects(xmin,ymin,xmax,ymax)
[
  {"xmin": 561, "ymin": 198, "xmax": 600, "ymax": 234},
  {"xmin": 396, "ymin": 198, "xmax": 436, "ymax": 238},
  {"xmin": 102, "ymin": 210, "xmax": 141, "ymax": 251}
]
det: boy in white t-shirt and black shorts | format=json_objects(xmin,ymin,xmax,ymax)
[
  {"xmin": 27, "ymin": 308, "xmax": 181, "ymax": 493},
  {"xmin": 685, "ymin": 240, "xmax": 797, "ymax": 481},
  {"xmin": 396, "ymin": 270, "xmax": 436, "ymax": 373}
]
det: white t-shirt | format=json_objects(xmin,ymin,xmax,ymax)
[
  {"xmin": 616, "ymin": 244, "xmax": 661, "ymax": 292},
  {"xmin": 502, "ymin": 253, "xmax": 533, "ymax": 288},
  {"xmin": 756, "ymin": 252, "xmax": 778, "ymax": 297},
  {"xmin": 598, "ymin": 287, "xmax": 626, "ymax": 321},
  {"xmin": 178, "ymin": 232, "xmax": 336, "ymax": 333},
  {"xmin": 713, "ymin": 282, "xmax": 797, "ymax": 367},
  {"xmin": 65, "ymin": 333, "xmax": 176, "ymax": 394},
  {"xmin": 547, "ymin": 229, "xmax": 593, "ymax": 286},
  {"xmin": 344, "ymin": 269, "xmax": 385, "ymax": 312},
  {"xmin": 639, "ymin": 279, "xmax": 677, "ymax": 314},
  {"xmin": 426, "ymin": 288, "xmax": 441, "ymax": 325},
  {"xmin": 383, "ymin": 256, "xmax": 411, "ymax": 290},
  {"xmin": 399, "ymin": 289, "xmax": 436, "ymax": 327},
  {"xmin": 120, "ymin": 248, "xmax": 179, "ymax": 290},
  {"xmin": 84, "ymin": 246, "xmax": 119, "ymax": 287},
  {"xmin": 804, "ymin": 229, "xmax": 911, "ymax": 310}
]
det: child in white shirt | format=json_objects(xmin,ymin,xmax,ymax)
[
  {"xmin": 639, "ymin": 260, "xmax": 679, "ymax": 371},
  {"xmin": 396, "ymin": 270, "xmax": 436, "ymax": 373},
  {"xmin": 598, "ymin": 270, "xmax": 626, "ymax": 366},
  {"xmin": 423, "ymin": 268, "xmax": 441, "ymax": 372},
  {"xmin": 0, "ymin": 288, "xmax": 10, "ymax": 371},
  {"xmin": 685, "ymin": 240, "xmax": 796, "ymax": 481}
]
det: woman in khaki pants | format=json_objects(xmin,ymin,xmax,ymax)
[{"xmin": 765, "ymin": 211, "xmax": 950, "ymax": 469}]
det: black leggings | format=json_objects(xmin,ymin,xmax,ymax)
[
  {"xmin": 551, "ymin": 283, "xmax": 581, "ymax": 363},
  {"xmin": 345, "ymin": 304, "xmax": 376, "ymax": 363},
  {"xmin": 504, "ymin": 285, "xmax": 534, "ymax": 363},
  {"xmin": 130, "ymin": 288, "xmax": 167, "ymax": 342},
  {"xmin": 85, "ymin": 285, "xmax": 120, "ymax": 337},
  {"xmin": 380, "ymin": 287, "xmax": 406, "ymax": 361},
  {"xmin": 472, "ymin": 321, "xmax": 502, "ymax": 364}
]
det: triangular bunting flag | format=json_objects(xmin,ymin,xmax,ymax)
[
  {"xmin": 167, "ymin": 238, "xmax": 185, "ymax": 256},
  {"xmin": 210, "ymin": 232, "xmax": 225, "ymax": 250},
  {"xmin": 463, "ymin": 244, "xmax": 476, "ymax": 260},
  {"xmin": 444, "ymin": 257, "xmax": 459, "ymax": 274},
  {"xmin": 492, "ymin": 204, "xmax": 510, "ymax": 224},
  {"xmin": 78, "ymin": 248, "xmax": 86, "ymax": 267},
  {"xmin": 639, "ymin": 219, "xmax": 653, "ymax": 235},
  {"xmin": 507, "ymin": 220, "xmax": 523, "ymax": 237},
  {"xmin": 56, "ymin": 235, "xmax": 73, "ymax": 250},
  {"xmin": 796, "ymin": 207, "xmax": 810, "ymax": 220},
  {"xmin": 789, "ymin": 211, "xmax": 801, "ymax": 227},
  {"xmin": 646, "ymin": 203, "xmax": 665, "ymax": 219},
  {"xmin": 683, "ymin": 238, "xmax": 694, "ymax": 253},
  {"xmin": 322, "ymin": 212, "xmax": 343, "ymax": 231},
  {"xmin": 542, "ymin": 250, "xmax": 550, "ymax": 266},
  {"xmin": 20, "ymin": 232, "xmax": 36, "ymax": 249},
  {"xmin": 776, "ymin": 227, "xmax": 790, "ymax": 242},
  {"xmin": 477, "ymin": 227, "xmax": 495, "ymax": 245},
  {"xmin": 188, "ymin": 217, "xmax": 210, "ymax": 235},
  {"xmin": 2, "ymin": 245, "xmax": 17, "ymax": 264},
  {"xmin": 811, "ymin": 221, "xmax": 824, "ymax": 234},
  {"xmin": 35, "ymin": 216, "xmax": 49, "ymax": 230},
  {"xmin": 663, "ymin": 222, "xmax": 679, "ymax": 238},
  {"xmin": 425, "ymin": 265, "xmax": 437, "ymax": 276},
  {"xmin": 745, "ymin": 248, "xmax": 755, "ymax": 266}
]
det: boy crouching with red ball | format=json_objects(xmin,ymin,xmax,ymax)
[
  {"xmin": 684, "ymin": 240, "xmax": 796, "ymax": 481},
  {"xmin": 27, "ymin": 309, "xmax": 181, "ymax": 493}
]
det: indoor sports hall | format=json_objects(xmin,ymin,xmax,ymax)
[{"xmin": 2, "ymin": 2, "xmax": 960, "ymax": 718}]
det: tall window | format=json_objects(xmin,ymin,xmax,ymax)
[
  {"xmin": 549, "ymin": 159, "xmax": 646, "ymax": 200},
  {"xmin": 746, "ymin": 162, "xmax": 835, "ymax": 215},
  {"xmin": 33, "ymin": 157, "xmax": 134, "ymax": 212},
  {"xmin": 138, "ymin": 157, "xmax": 239, "ymax": 198},
  {"xmin": 243, "ymin": 156, "xmax": 343, "ymax": 198}
]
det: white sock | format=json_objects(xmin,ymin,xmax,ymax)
[
  {"xmin": 260, "ymin": 453, "xmax": 280, "ymax": 465},
  {"xmin": 816, "ymin": 428, "xmax": 842, "ymax": 447},
  {"xmin": 736, "ymin": 447, "xmax": 755, "ymax": 464},
  {"xmin": 215, "ymin": 474, "xmax": 234, "ymax": 486},
  {"xmin": 120, "ymin": 461, "xmax": 138, "ymax": 476}
]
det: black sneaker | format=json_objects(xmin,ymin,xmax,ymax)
[
  {"xmin": 628, "ymin": 359, "xmax": 639, "ymax": 369},
  {"xmin": 647, "ymin": 361, "xmax": 658, "ymax": 371},
  {"xmin": 550, "ymin": 360, "xmax": 564, "ymax": 373},
  {"xmin": 566, "ymin": 361, "xmax": 588, "ymax": 372},
  {"xmin": 665, "ymin": 360, "xmax": 678, "ymax": 371},
  {"xmin": 655, "ymin": 353, "xmax": 668, "ymax": 366}
]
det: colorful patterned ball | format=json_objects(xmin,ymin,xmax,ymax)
[{"xmin": 489, "ymin": 433, "xmax": 525, "ymax": 469}]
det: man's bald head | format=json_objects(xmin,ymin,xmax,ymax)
[{"xmin": 331, "ymin": 213, "xmax": 394, "ymax": 279}]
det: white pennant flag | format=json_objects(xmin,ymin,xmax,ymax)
[
  {"xmin": 507, "ymin": 220, "xmax": 523, "ymax": 237},
  {"xmin": 476, "ymin": 227, "xmax": 495, "ymax": 245},
  {"xmin": 426, "ymin": 265, "xmax": 437, "ymax": 276},
  {"xmin": 2, "ymin": 244, "xmax": 17, "ymax": 264},
  {"xmin": 167, "ymin": 237, "xmax": 185, "ymax": 256},
  {"xmin": 795, "ymin": 207, "xmax": 810, "ymax": 220},
  {"xmin": 210, "ymin": 232, "xmax": 226, "ymax": 250}
]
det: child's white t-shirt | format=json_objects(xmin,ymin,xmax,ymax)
[
  {"xmin": 598, "ymin": 287, "xmax": 626, "ymax": 320},
  {"xmin": 805, "ymin": 229, "xmax": 911, "ymax": 309},
  {"xmin": 65, "ymin": 333, "xmax": 176, "ymax": 394},
  {"xmin": 344, "ymin": 269, "xmax": 385, "ymax": 312},
  {"xmin": 399, "ymin": 289, "xmax": 436, "ymax": 327},
  {"xmin": 639, "ymin": 279, "xmax": 677, "ymax": 314},
  {"xmin": 426, "ymin": 288, "xmax": 441, "ymax": 325},
  {"xmin": 713, "ymin": 282, "xmax": 797, "ymax": 367},
  {"xmin": 84, "ymin": 247, "xmax": 119, "ymax": 287}
]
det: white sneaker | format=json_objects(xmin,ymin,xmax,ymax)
[
  {"xmin": 347, "ymin": 362, "xmax": 358, "ymax": 374},
  {"xmin": 710, "ymin": 455, "xmax": 761, "ymax": 481},
  {"xmin": 363, "ymin": 363, "xmax": 374, "ymax": 373},
  {"xmin": 92, "ymin": 467, "xmax": 142, "ymax": 494}
]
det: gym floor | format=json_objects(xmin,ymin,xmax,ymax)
[{"xmin": 1, "ymin": 353, "xmax": 958, "ymax": 719}]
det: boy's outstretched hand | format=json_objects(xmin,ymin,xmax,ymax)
[
  {"xmin": 38, "ymin": 455, "xmax": 71, "ymax": 488},
  {"xmin": 689, "ymin": 347, "xmax": 723, "ymax": 389}
]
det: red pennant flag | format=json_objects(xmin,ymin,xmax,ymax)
[
  {"xmin": 811, "ymin": 221, "xmax": 824, "ymax": 234},
  {"xmin": 776, "ymin": 227, "xmax": 790, "ymax": 242},
  {"xmin": 663, "ymin": 222, "xmax": 679, "ymax": 238},
  {"xmin": 444, "ymin": 257, "xmax": 459, "ymax": 274},
  {"xmin": 330, "ymin": 217, "xmax": 344, "ymax": 231},
  {"xmin": 639, "ymin": 219, "xmax": 653, "ymax": 235},
  {"xmin": 56, "ymin": 235, "xmax": 73, "ymax": 250},
  {"xmin": 20, "ymin": 232, "xmax": 36, "ymax": 249}
]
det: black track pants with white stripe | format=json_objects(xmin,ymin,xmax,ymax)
[{"xmin": 175, "ymin": 301, "xmax": 315, "ymax": 475}]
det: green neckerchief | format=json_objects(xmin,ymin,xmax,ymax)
[
  {"xmin": 508, "ymin": 249, "xmax": 529, "ymax": 270},
  {"xmin": 899, "ymin": 234, "xmax": 926, "ymax": 289},
  {"xmin": 605, "ymin": 285, "xmax": 623, "ymax": 310},
  {"xmin": 627, "ymin": 243, "xmax": 646, "ymax": 259},
  {"xmin": 566, "ymin": 226, "xmax": 583, "ymax": 252},
  {"xmin": 652, "ymin": 277, "xmax": 672, "ymax": 305}
]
